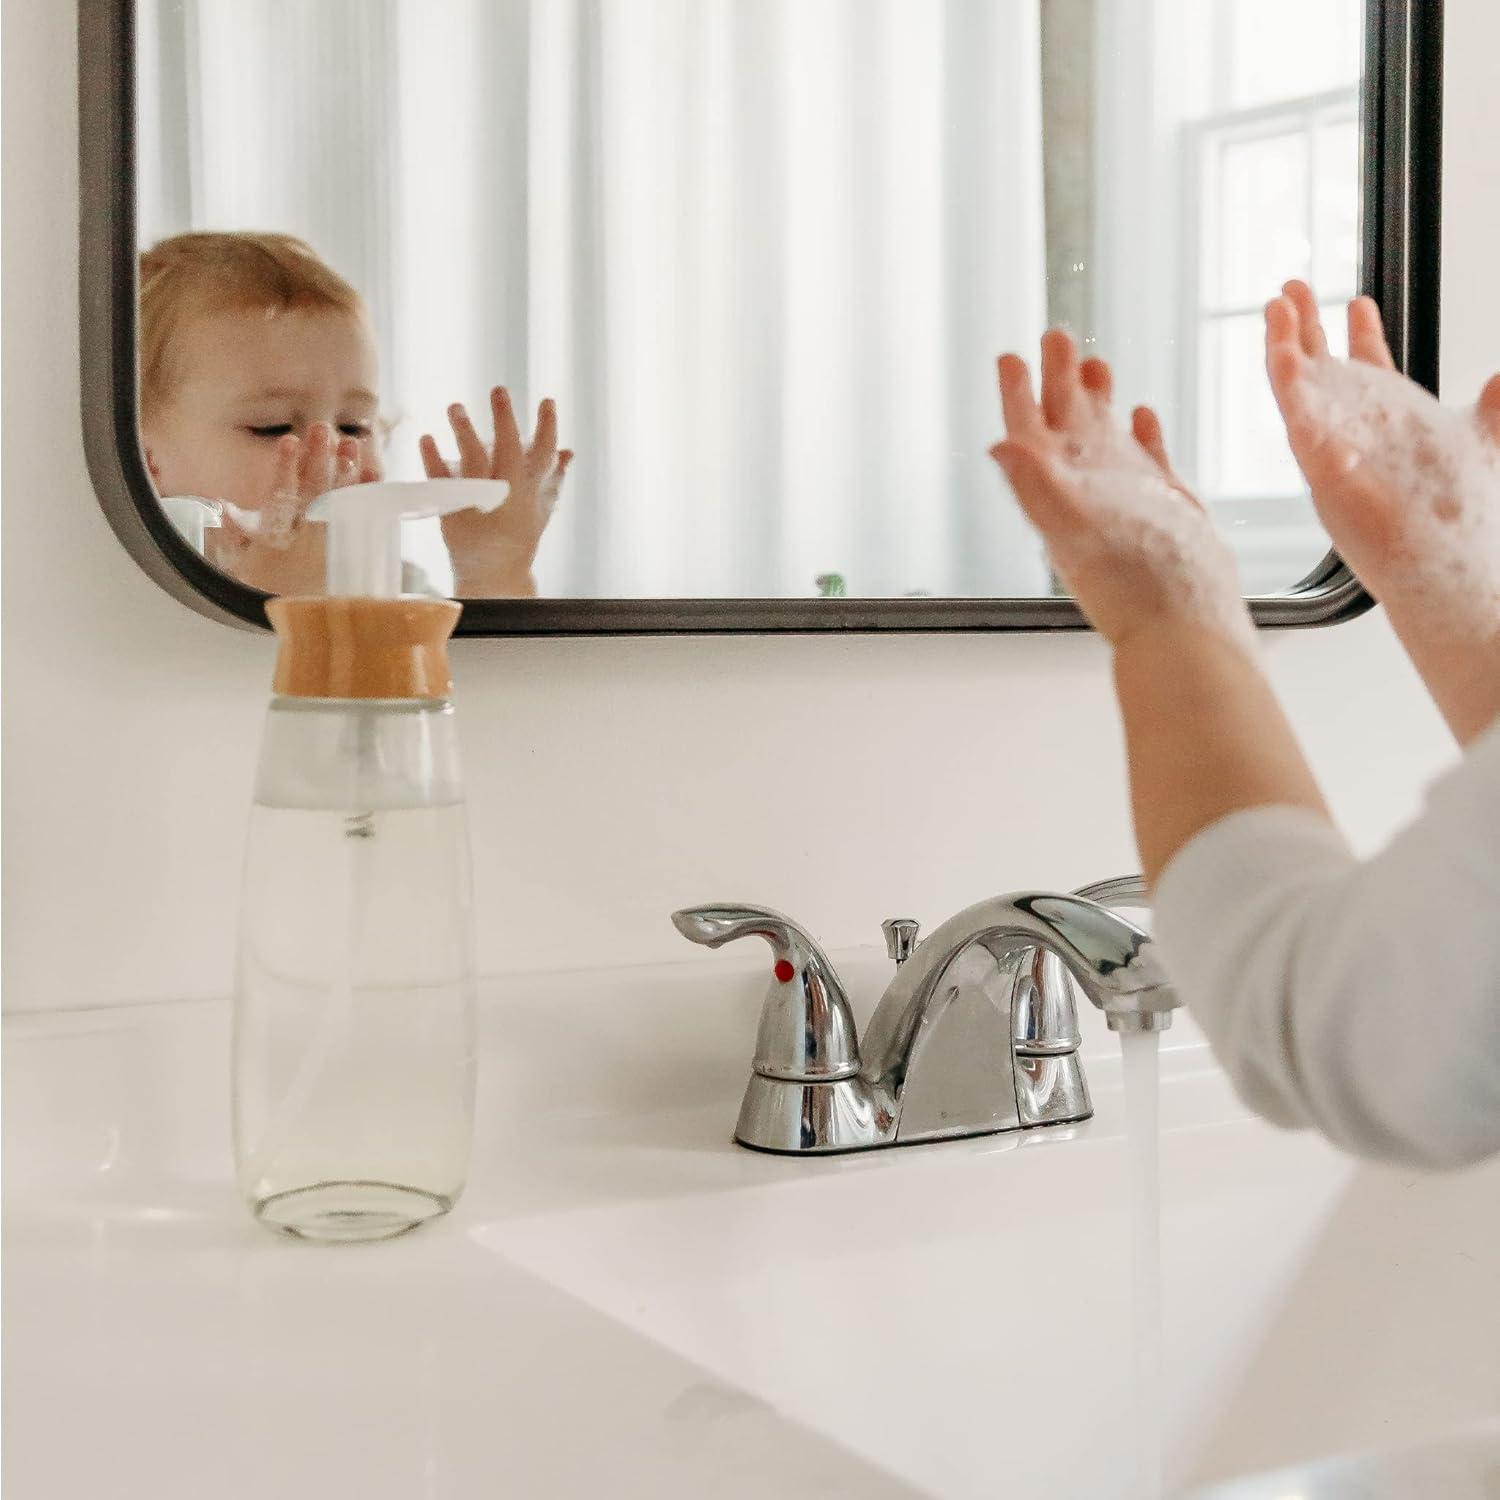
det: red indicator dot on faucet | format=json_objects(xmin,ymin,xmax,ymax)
[{"xmin": 774, "ymin": 959, "xmax": 796, "ymax": 984}]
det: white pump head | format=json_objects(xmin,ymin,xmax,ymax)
[
  {"xmin": 159, "ymin": 495, "xmax": 223, "ymax": 553},
  {"xmin": 306, "ymin": 479, "xmax": 509, "ymax": 598}
]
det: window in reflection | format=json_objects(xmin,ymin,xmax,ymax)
[{"xmin": 1095, "ymin": 0, "xmax": 1362, "ymax": 595}]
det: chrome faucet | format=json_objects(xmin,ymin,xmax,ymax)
[{"xmin": 671, "ymin": 882, "xmax": 1178, "ymax": 1155}]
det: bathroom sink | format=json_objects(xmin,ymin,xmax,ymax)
[
  {"xmin": 5, "ymin": 951, "xmax": 1498, "ymax": 1498},
  {"xmin": 468, "ymin": 954, "xmax": 1500, "ymax": 1498},
  {"xmin": 477, "ymin": 1035, "xmax": 1499, "ymax": 1498}
]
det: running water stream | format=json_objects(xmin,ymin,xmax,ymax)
[{"xmin": 1121, "ymin": 1028, "xmax": 1164, "ymax": 1500}]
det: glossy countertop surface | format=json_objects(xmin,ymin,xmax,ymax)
[{"xmin": 5, "ymin": 950, "xmax": 1498, "ymax": 1498}]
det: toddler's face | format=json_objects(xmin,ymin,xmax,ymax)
[{"xmin": 142, "ymin": 303, "xmax": 382, "ymax": 514}]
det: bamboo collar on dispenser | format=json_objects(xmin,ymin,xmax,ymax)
[{"xmin": 265, "ymin": 480, "xmax": 508, "ymax": 701}]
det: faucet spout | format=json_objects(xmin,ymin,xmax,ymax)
[{"xmin": 861, "ymin": 892, "xmax": 1179, "ymax": 1112}]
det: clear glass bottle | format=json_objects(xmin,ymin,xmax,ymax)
[{"xmin": 233, "ymin": 693, "xmax": 477, "ymax": 1242}]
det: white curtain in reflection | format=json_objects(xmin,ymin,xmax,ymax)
[
  {"xmin": 138, "ymin": 0, "xmax": 405, "ymax": 386},
  {"xmin": 139, "ymin": 0, "xmax": 1049, "ymax": 598}
]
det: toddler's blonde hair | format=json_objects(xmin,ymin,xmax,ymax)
[{"xmin": 138, "ymin": 231, "xmax": 366, "ymax": 419}]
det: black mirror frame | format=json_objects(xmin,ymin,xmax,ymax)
[{"xmin": 79, "ymin": 0, "xmax": 1442, "ymax": 636}]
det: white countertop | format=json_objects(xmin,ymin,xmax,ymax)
[{"xmin": 5, "ymin": 951, "xmax": 1498, "ymax": 1498}]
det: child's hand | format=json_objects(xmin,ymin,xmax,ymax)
[
  {"xmin": 208, "ymin": 422, "xmax": 371, "ymax": 594},
  {"xmin": 991, "ymin": 330, "xmax": 1255, "ymax": 651},
  {"xmin": 419, "ymin": 388, "xmax": 573, "ymax": 598},
  {"xmin": 1265, "ymin": 281, "xmax": 1500, "ymax": 631}
]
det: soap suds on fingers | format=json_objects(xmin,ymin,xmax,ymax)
[
  {"xmin": 1298, "ymin": 356, "xmax": 1500, "ymax": 635},
  {"xmin": 1058, "ymin": 422, "xmax": 1258, "ymax": 652},
  {"xmin": 221, "ymin": 492, "xmax": 307, "ymax": 550}
]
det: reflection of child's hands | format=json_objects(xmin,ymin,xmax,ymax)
[
  {"xmin": 208, "ymin": 422, "xmax": 373, "ymax": 595},
  {"xmin": 1266, "ymin": 281, "xmax": 1500, "ymax": 743},
  {"xmin": 991, "ymin": 330, "xmax": 1254, "ymax": 652},
  {"xmin": 419, "ymin": 388, "xmax": 573, "ymax": 598}
]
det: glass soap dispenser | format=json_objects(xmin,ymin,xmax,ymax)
[{"xmin": 233, "ymin": 478, "xmax": 507, "ymax": 1243}]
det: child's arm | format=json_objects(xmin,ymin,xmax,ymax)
[
  {"xmin": 420, "ymin": 387, "xmax": 572, "ymax": 598},
  {"xmin": 992, "ymin": 333, "xmax": 1328, "ymax": 886},
  {"xmin": 1265, "ymin": 282, "xmax": 1500, "ymax": 746},
  {"xmin": 1111, "ymin": 621, "xmax": 1327, "ymax": 886},
  {"xmin": 996, "ymin": 332, "xmax": 1500, "ymax": 1169}
]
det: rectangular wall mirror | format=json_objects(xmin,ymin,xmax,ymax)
[{"xmin": 80, "ymin": 0, "xmax": 1442, "ymax": 634}]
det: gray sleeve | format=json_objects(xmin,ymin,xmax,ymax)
[{"xmin": 1151, "ymin": 743, "xmax": 1500, "ymax": 1169}]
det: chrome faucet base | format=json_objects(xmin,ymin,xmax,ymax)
[
  {"xmin": 734, "ymin": 1075, "xmax": 894, "ymax": 1155},
  {"xmin": 1014, "ymin": 1051, "xmax": 1093, "ymax": 1129},
  {"xmin": 735, "ymin": 1053, "xmax": 1093, "ymax": 1155}
]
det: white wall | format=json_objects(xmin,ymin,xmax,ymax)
[{"xmin": 3, "ymin": 0, "xmax": 1491, "ymax": 1014}]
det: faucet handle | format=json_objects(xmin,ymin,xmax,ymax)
[
  {"xmin": 671, "ymin": 903, "xmax": 861, "ymax": 1080},
  {"xmin": 881, "ymin": 918, "xmax": 920, "ymax": 965}
]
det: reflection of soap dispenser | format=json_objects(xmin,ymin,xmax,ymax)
[{"xmin": 232, "ymin": 479, "xmax": 506, "ymax": 1243}]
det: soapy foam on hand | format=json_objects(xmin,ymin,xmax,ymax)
[
  {"xmin": 1057, "ymin": 419, "xmax": 1257, "ymax": 651},
  {"xmin": 1299, "ymin": 357, "xmax": 1500, "ymax": 633},
  {"xmin": 220, "ymin": 492, "xmax": 306, "ymax": 550},
  {"xmin": 257, "ymin": 489, "xmax": 307, "ymax": 550}
]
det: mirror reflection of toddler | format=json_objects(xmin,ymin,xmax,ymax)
[{"xmin": 139, "ymin": 231, "xmax": 569, "ymax": 597}]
